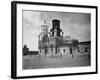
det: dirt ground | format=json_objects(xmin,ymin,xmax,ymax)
[{"xmin": 23, "ymin": 52, "xmax": 90, "ymax": 69}]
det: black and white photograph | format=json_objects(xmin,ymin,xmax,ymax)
[
  {"xmin": 11, "ymin": 1, "xmax": 97, "ymax": 79},
  {"xmin": 22, "ymin": 11, "xmax": 91, "ymax": 69}
]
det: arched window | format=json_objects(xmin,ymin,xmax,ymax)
[
  {"xmin": 63, "ymin": 49, "xmax": 65, "ymax": 53},
  {"xmin": 58, "ymin": 49, "xmax": 60, "ymax": 52}
]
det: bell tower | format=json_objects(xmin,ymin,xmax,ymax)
[
  {"xmin": 41, "ymin": 21, "xmax": 48, "ymax": 34},
  {"xmin": 39, "ymin": 21, "xmax": 49, "ymax": 40},
  {"xmin": 50, "ymin": 19, "xmax": 62, "ymax": 37}
]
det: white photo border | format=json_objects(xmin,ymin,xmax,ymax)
[{"xmin": 11, "ymin": 1, "xmax": 98, "ymax": 79}]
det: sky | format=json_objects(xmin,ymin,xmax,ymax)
[{"xmin": 23, "ymin": 10, "xmax": 91, "ymax": 51}]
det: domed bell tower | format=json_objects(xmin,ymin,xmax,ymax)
[
  {"xmin": 40, "ymin": 21, "xmax": 49, "ymax": 40},
  {"xmin": 41, "ymin": 21, "xmax": 48, "ymax": 34}
]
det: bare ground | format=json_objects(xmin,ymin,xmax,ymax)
[{"xmin": 23, "ymin": 52, "xmax": 90, "ymax": 69}]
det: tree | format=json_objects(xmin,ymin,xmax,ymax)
[{"xmin": 23, "ymin": 44, "xmax": 29, "ymax": 56}]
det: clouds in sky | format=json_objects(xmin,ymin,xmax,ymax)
[{"xmin": 23, "ymin": 10, "xmax": 91, "ymax": 51}]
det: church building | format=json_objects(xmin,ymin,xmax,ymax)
[{"xmin": 38, "ymin": 19, "xmax": 78, "ymax": 56}]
